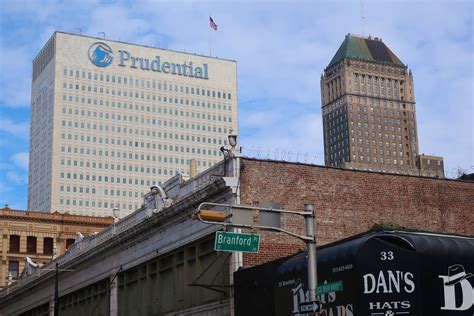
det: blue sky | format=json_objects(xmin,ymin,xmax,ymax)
[{"xmin": 0, "ymin": 0, "xmax": 472, "ymax": 210}]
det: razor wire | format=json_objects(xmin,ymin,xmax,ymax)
[{"xmin": 240, "ymin": 146, "xmax": 325, "ymax": 165}]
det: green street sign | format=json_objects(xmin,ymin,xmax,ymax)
[
  {"xmin": 317, "ymin": 281, "xmax": 343, "ymax": 294},
  {"xmin": 214, "ymin": 231, "xmax": 260, "ymax": 253}
]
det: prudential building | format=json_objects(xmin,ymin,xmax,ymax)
[{"xmin": 28, "ymin": 32, "xmax": 238, "ymax": 216}]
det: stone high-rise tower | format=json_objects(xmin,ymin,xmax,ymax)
[{"xmin": 321, "ymin": 34, "xmax": 444, "ymax": 177}]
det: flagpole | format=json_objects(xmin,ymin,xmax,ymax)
[{"xmin": 209, "ymin": 13, "xmax": 212, "ymax": 56}]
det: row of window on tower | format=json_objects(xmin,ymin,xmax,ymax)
[
  {"xmin": 353, "ymin": 73, "xmax": 406, "ymax": 99},
  {"xmin": 63, "ymin": 68, "xmax": 232, "ymax": 100},
  {"xmin": 61, "ymin": 94, "xmax": 234, "ymax": 123},
  {"xmin": 58, "ymin": 198, "xmax": 140, "ymax": 214}
]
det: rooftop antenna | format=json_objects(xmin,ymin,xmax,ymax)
[
  {"xmin": 75, "ymin": 27, "xmax": 83, "ymax": 35},
  {"xmin": 98, "ymin": 32, "xmax": 105, "ymax": 39},
  {"xmin": 360, "ymin": 0, "xmax": 366, "ymax": 36}
]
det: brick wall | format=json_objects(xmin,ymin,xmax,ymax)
[{"xmin": 239, "ymin": 158, "xmax": 474, "ymax": 267}]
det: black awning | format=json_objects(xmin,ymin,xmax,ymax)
[{"xmin": 276, "ymin": 229, "xmax": 473, "ymax": 275}]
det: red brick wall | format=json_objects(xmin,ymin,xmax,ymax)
[{"xmin": 239, "ymin": 158, "xmax": 474, "ymax": 267}]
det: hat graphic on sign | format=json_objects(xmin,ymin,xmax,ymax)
[{"xmin": 444, "ymin": 264, "xmax": 474, "ymax": 286}]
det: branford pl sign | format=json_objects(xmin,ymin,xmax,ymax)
[{"xmin": 87, "ymin": 42, "xmax": 209, "ymax": 80}]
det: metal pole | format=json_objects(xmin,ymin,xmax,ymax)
[
  {"xmin": 209, "ymin": 14, "xmax": 212, "ymax": 56},
  {"xmin": 304, "ymin": 204, "xmax": 317, "ymax": 303},
  {"xmin": 228, "ymin": 145, "xmax": 241, "ymax": 316},
  {"xmin": 54, "ymin": 262, "xmax": 59, "ymax": 316}
]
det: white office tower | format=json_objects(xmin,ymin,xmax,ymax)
[{"xmin": 28, "ymin": 32, "xmax": 238, "ymax": 216}]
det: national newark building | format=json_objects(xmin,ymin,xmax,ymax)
[
  {"xmin": 28, "ymin": 31, "xmax": 238, "ymax": 216},
  {"xmin": 320, "ymin": 34, "xmax": 444, "ymax": 177}
]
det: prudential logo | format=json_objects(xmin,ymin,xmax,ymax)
[{"xmin": 88, "ymin": 42, "xmax": 113, "ymax": 67}]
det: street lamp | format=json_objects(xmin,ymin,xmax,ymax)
[
  {"xmin": 52, "ymin": 261, "xmax": 74, "ymax": 315},
  {"xmin": 228, "ymin": 134, "xmax": 238, "ymax": 149},
  {"xmin": 53, "ymin": 243, "xmax": 58, "ymax": 260},
  {"xmin": 49, "ymin": 240, "xmax": 73, "ymax": 315},
  {"xmin": 6, "ymin": 272, "xmax": 12, "ymax": 294},
  {"xmin": 112, "ymin": 208, "xmax": 120, "ymax": 223},
  {"xmin": 54, "ymin": 262, "xmax": 59, "ymax": 316},
  {"xmin": 192, "ymin": 210, "xmax": 227, "ymax": 222}
]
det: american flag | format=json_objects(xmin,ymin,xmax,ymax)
[{"xmin": 209, "ymin": 17, "xmax": 218, "ymax": 31}]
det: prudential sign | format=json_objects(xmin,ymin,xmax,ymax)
[{"xmin": 87, "ymin": 42, "xmax": 209, "ymax": 80}]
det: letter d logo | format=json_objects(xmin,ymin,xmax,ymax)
[{"xmin": 439, "ymin": 264, "xmax": 474, "ymax": 311}]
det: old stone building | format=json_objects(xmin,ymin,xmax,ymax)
[
  {"xmin": 321, "ymin": 34, "xmax": 444, "ymax": 177},
  {"xmin": 0, "ymin": 205, "xmax": 113, "ymax": 289}
]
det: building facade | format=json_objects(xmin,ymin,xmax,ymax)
[
  {"xmin": 321, "ymin": 34, "xmax": 444, "ymax": 177},
  {"xmin": 28, "ymin": 31, "xmax": 238, "ymax": 216},
  {"xmin": 1, "ymin": 157, "xmax": 472, "ymax": 315},
  {"xmin": 0, "ymin": 205, "xmax": 113, "ymax": 289}
]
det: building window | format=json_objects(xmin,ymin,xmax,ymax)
[
  {"xmin": 9, "ymin": 235, "xmax": 20, "ymax": 253},
  {"xmin": 27, "ymin": 236, "xmax": 37, "ymax": 254},
  {"xmin": 8, "ymin": 261, "xmax": 19, "ymax": 278},
  {"xmin": 43, "ymin": 237, "xmax": 54, "ymax": 255}
]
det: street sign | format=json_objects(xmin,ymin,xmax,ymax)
[
  {"xmin": 316, "ymin": 280, "xmax": 343, "ymax": 294},
  {"xmin": 214, "ymin": 231, "xmax": 260, "ymax": 253},
  {"xmin": 299, "ymin": 300, "xmax": 321, "ymax": 313}
]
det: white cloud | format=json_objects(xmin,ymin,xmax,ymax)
[
  {"xmin": 10, "ymin": 152, "xmax": 29, "ymax": 170},
  {"xmin": 0, "ymin": 118, "xmax": 29, "ymax": 139},
  {"xmin": 0, "ymin": 46, "xmax": 31, "ymax": 107},
  {"xmin": 87, "ymin": 4, "xmax": 151, "ymax": 42},
  {"xmin": 6, "ymin": 171, "xmax": 27, "ymax": 185},
  {"xmin": 241, "ymin": 109, "xmax": 283, "ymax": 129},
  {"xmin": 0, "ymin": 0, "xmax": 472, "ymax": 178},
  {"xmin": 0, "ymin": 177, "xmax": 27, "ymax": 210}
]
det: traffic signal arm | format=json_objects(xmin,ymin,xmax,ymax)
[{"xmin": 192, "ymin": 210, "xmax": 227, "ymax": 222}]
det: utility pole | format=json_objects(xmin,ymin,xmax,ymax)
[
  {"xmin": 54, "ymin": 262, "xmax": 59, "ymax": 316},
  {"xmin": 193, "ymin": 202, "xmax": 321, "ymax": 313},
  {"xmin": 25, "ymin": 244, "xmax": 73, "ymax": 315},
  {"xmin": 305, "ymin": 204, "xmax": 317, "ymax": 304}
]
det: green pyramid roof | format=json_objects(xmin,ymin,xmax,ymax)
[{"xmin": 327, "ymin": 35, "xmax": 405, "ymax": 69}]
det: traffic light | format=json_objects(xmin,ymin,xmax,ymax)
[{"xmin": 192, "ymin": 210, "xmax": 227, "ymax": 222}]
